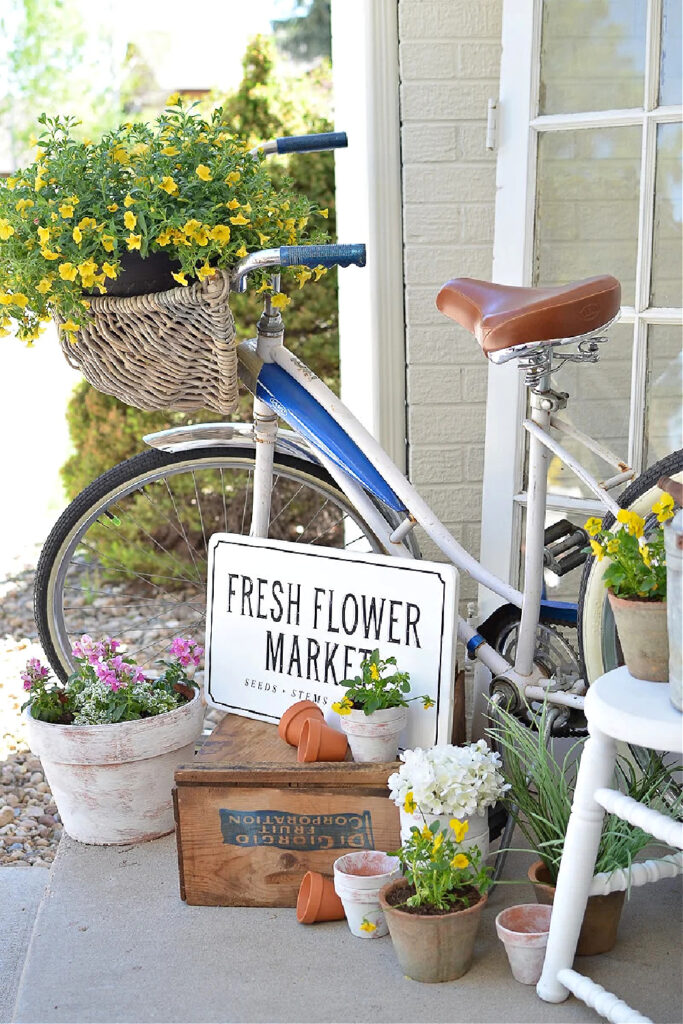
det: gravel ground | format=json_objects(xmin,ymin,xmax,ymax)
[{"xmin": 0, "ymin": 557, "xmax": 220, "ymax": 869}]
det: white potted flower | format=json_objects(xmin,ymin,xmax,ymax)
[
  {"xmin": 387, "ymin": 742, "xmax": 509, "ymax": 861},
  {"xmin": 21, "ymin": 635, "xmax": 204, "ymax": 845}
]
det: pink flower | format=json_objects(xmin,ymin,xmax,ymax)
[{"xmin": 169, "ymin": 637, "xmax": 203, "ymax": 668}]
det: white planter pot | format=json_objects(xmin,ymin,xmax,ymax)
[
  {"xmin": 24, "ymin": 688, "xmax": 204, "ymax": 845},
  {"xmin": 398, "ymin": 809, "xmax": 490, "ymax": 862},
  {"xmin": 339, "ymin": 707, "xmax": 407, "ymax": 763},
  {"xmin": 333, "ymin": 850, "xmax": 401, "ymax": 938}
]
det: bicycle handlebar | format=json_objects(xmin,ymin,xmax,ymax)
[
  {"xmin": 276, "ymin": 132, "xmax": 348, "ymax": 154},
  {"xmin": 279, "ymin": 243, "xmax": 365, "ymax": 268}
]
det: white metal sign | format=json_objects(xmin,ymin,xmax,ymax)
[{"xmin": 205, "ymin": 535, "xmax": 459, "ymax": 749}]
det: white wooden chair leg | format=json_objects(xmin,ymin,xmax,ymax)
[{"xmin": 537, "ymin": 726, "xmax": 617, "ymax": 1003}]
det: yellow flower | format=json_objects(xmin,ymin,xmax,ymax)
[
  {"xmin": 369, "ymin": 663, "xmax": 380, "ymax": 681},
  {"xmin": 195, "ymin": 164, "xmax": 212, "ymax": 181},
  {"xmin": 294, "ymin": 267, "xmax": 312, "ymax": 289},
  {"xmin": 226, "ymin": 198, "xmax": 240, "ymax": 210},
  {"xmin": 359, "ymin": 919, "xmax": 376, "ymax": 933},
  {"xmin": 72, "ymin": 226, "xmax": 83, "ymax": 244},
  {"xmin": 124, "ymin": 211, "xmax": 137, "ymax": 230},
  {"xmin": 78, "ymin": 217, "xmax": 97, "ymax": 230},
  {"xmin": 617, "ymin": 509, "xmax": 645, "ymax": 538},
  {"xmin": 235, "ymin": 243, "xmax": 247, "ymax": 259},
  {"xmin": 36, "ymin": 277, "xmax": 53, "ymax": 294},
  {"xmin": 156, "ymin": 230, "xmax": 172, "ymax": 246},
  {"xmin": 229, "ymin": 213, "xmax": 249, "ymax": 226},
  {"xmin": 255, "ymin": 281, "xmax": 272, "ymax": 295},
  {"xmin": 606, "ymin": 538, "xmax": 620, "ymax": 555},
  {"xmin": 589, "ymin": 539, "xmax": 605, "ymax": 562},
  {"xmin": 161, "ymin": 145, "xmax": 180, "ymax": 157},
  {"xmin": 422, "ymin": 696, "xmax": 435, "ymax": 710},
  {"xmin": 172, "ymin": 271, "xmax": 188, "ymax": 286},
  {"xmin": 225, "ymin": 171, "xmax": 240, "ymax": 185},
  {"xmin": 197, "ymin": 263, "xmax": 214, "ymax": 281},
  {"xmin": 107, "ymin": 203, "xmax": 119, "ymax": 213},
  {"xmin": 331, "ymin": 695, "xmax": 353, "ymax": 716},
  {"xmin": 257, "ymin": 232, "xmax": 270, "ymax": 246},
  {"xmin": 123, "ymin": 194, "xmax": 136, "ymax": 208},
  {"xmin": 101, "ymin": 235, "xmax": 115, "ymax": 252},
  {"xmin": 58, "ymin": 262, "xmax": 78, "ymax": 282},
  {"xmin": 159, "ymin": 176, "xmax": 178, "ymax": 196},
  {"xmin": 6, "ymin": 177, "xmax": 16, "ymax": 189},
  {"xmin": 126, "ymin": 234, "xmax": 142, "ymax": 251},
  {"xmin": 451, "ymin": 854, "xmax": 469, "ymax": 870},
  {"xmin": 313, "ymin": 265, "xmax": 327, "ymax": 281},
  {"xmin": 271, "ymin": 292, "xmax": 290, "ymax": 309},
  {"xmin": 111, "ymin": 146, "xmax": 129, "ymax": 165},
  {"xmin": 37, "ymin": 226, "xmax": 51, "ymax": 245},
  {"xmin": 7, "ymin": 293, "xmax": 28, "ymax": 308},
  {"xmin": 166, "ymin": 92, "xmax": 181, "ymax": 106},
  {"xmin": 129, "ymin": 142, "xmax": 149, "ymax": 157},
  {"xmin": 40, "ymin": 248, "xmax": 60, "ymax": 260},
  {"xmin": 640, "ymin": 544, "xmax": 652, "ymax": 568},
  {"xmin": 59, "ymin": 319, "xmax": 80, "ymax": 334},
  {"xmin": 432, "ymin": 832, "xmax": 444, "ymax": 853},
  {"xmin": 652, "ymin": 494, "xmax": 675, "ymax": 523},
  {"xmin": 319, "ymin": 208, "xmax": 329, "ymax": 218},
  {"xmin": 15, "ymin": 198, "xmax": 34, "ymax": 212},
  {"xmin": 57, "ymin": 202, "xmax": 74, "ymax": 218},
  {"xmin": 102, "ymin": 262, "xmax": 118, "ymax": 279},
  {"xmin": 449, "ymin": 818, "xmax": 469, "ymax": 843},
  {"xmin": 584, "ymin": 517, "xmax": 603, "ymax": 537},
  {"xmin": 194, "ymin": 229, "xmax": 209, "ymax": 246},
  {"xmin": 77, "ymin": 259, "xmax": 98, "ymax": 288},
  {"xmin": 182, "ymin": 219, "xmax": 201, "ymax": 236},
  {"xmin": 421, "ymin": 825, "xmax": 432, "ymax": 839},
  {"xmin": 1, "ymin": 218, "xmax": 17, "ymax": 240},
  {"xmin": 404, "ymin": 791, "xmax": 416, "ymax": 814},
  {"xmin": 209, "ymin": 225, "xmax": 231, "ymax": 244}
]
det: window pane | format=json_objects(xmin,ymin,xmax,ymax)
[
  {"xmin": 544, "ymin": 321, "xmax": 634, "ymax": 500},
  {"xmin": 646, "ymin": 324, "xmax": 683, "ymax": 466},
  {"xmin": 539, "ymin": 0, "xmax": 647, "ymax": 115},
  {"xmin": 534, "ymin": 127, "xmax": 641, "ymax": 304},
  {"xmin": 651, "ymin": 123, "xmax": 683, "ymax": 307},
  {"xmin": 660, "ymin": 0, "xmax": 683, "ymax": 106}
]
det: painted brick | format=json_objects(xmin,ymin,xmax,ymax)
[
  {"xmin": 403, "ymin": 162, "xmax": 495, "ymax": 204},
  {"xmin": 462, "ymin": 367, "xmax": 488, "ymax": 404},
  {"xmin": 409, "ymin": 404, "xmax": 487, "ymax": 445},
  {"xmin": 403, "ymin": 203, "xmax": 464, "ymax": 245},
  {"xmin": 401, "ymin": 124, "xmax": 458, "ymax": 163},
  {"xmin": 404, "ymin": 246, "xmax": 488, "ymax": 285},
  {"xmin": 465, "ymin": 443, "xmax": 485, "ymax": 482},
  {"xmin": 455, "ymin": 123, "xmax": 496, "ymax": 162},
  {"xmin": 400, "ymin": 41, "xmax": 458, "ymax": 80},
  {"xmin": 456, "ymin": 40, "xmax": 502, "ymax": 77},
  {"xmin": 399, "ymin": 0, "xmax": 501, "ymax": 40},
  {"xmin": 400, "ymin": 81, "xmax": 496, "ymax": 122},
  {"xmin": 406, "ymin": 325, "xmax": 484, "ymax": 366},
  {"xmin": 409, "ymin": 445, "xmax": 464, "ymax": 484},
  {"xmin": 407, "ymin": 365, "xmax": 462, "ymax": 405},
  {"xmin": 461, "ymin": 203, "xmax": 495, "ymax": 244}
]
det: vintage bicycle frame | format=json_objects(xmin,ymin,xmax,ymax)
[{"xmin": 147, "ymin": 252, "xmax": 634, "ymax": 713}]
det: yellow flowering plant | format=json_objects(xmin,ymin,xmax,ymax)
[
  {"xmin": 584, "ymin": 493, "xmax": 675, "ymax": 600},
  {"xmin": 0, "ymin": 96, "xmax": 329, "ymax": 342},
  {"xmin": 393, "ymin": 818, "xmax": 492, "ymax": 911},
  {"xmin": 331, "ymin": 648, "xmax": 434, "ymax": 717}
]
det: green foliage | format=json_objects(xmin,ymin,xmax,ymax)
[
  {"xmin": 272, "ymin": 0, "xmax": 332, "ymax": 62},
  {"xmin": 584, "ymin": 498, "xmax": 674, "ymax": 600},
  {"xmin": 395, "ymin": 819, "xmax": 492, "ymax": 911},
  {"xmin": 333, "ymin": 650, "xmax": 434, "ymax": 716}
]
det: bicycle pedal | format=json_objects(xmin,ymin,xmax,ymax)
[{"xmin": 543, "ymin": 519, "xmax": 589, "ymax": 577}]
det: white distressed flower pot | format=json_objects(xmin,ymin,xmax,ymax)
[
  {"xmin": 24, "ymin": 688, "xmax": 203, "ymax": 845},
  {"xmin": 340, "ymin": 706, "xmax": 407, "ymax": 762},
  {"xmin": 399, "ymin": 809, "xmax": 490, "ymax": 862},
  {"xmin": 333, "ymin": 850, "xmax": 401, "ymax": 938}
]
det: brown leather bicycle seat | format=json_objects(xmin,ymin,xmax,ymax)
[{"xmin": 436, "ymin": 275, "xmax": 621, "ymax": 357}]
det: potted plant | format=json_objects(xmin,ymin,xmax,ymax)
[
  {"xmin": 21, "ymin": 634, "xmax": 204, "ymax": 845},
  {"xmin": 331, "ymin": 649, "xmax": 434, "ymax": 762},
  {"xmin": 585, "ymin": 494, "xmax": 675, "ymax": 681},
  {"xmin": 487, "ymin": 699, "xmax": 677, "ymax": 955},
  {"xmin": 379, "ymin": 818, "xmax": 492, "ymax": 982},
  {"xmin": 387, "ymin": 741, "xmax": 509, "ymax": 861}
]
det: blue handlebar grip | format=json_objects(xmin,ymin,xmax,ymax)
[
  {"xmin": 279, "ymin": 244, "xmax": 366, "ymax": 269},
  {"xmin": 276, "ymin": 132, "xmax": 348, "ymax": 154}
]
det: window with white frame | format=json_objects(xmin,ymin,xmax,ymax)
[{"xmin": 480, "ymin": 0, "xmax": 682, "ymax": 610}]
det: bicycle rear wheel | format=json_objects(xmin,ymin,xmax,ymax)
[{"xmin": 35, "ymin": 445, "xmax": 389, "ymax": 680}]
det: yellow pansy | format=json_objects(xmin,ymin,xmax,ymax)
[
  {"xmin": 640, "ymin": 544, "xmax": 652, "ymax": 568},
  {"xmin": 0, "ymin": 219, "xmax": 16, "ymax": 240},
  {"xmin": 617, "ymin": 508, "xmax": 645, "ymax": 538},
  {"xmin": 331, "ymin": 694, "xmax": 353, "ymax": 716},
  {"xmin": 172, "ymin": 271, "xmax": 188, "ymax": 286},
  {"xmin": 15, "ymin": 198, "xmax": 34, "ymax": 212},
  {"xmin": 161, "ymin": 145, "xmax": 180, "ymax": 157},
  {"xmin": 166, "ymin": 92, "xmax": 181, "ymax": 107},
  {"xmin": 451, "ymin": 853, "xmax": 469, "ymax": 870},
  {"xmin": 126, "ymin": 234, "xmax": 142, "ymax": 251},
  {"xmin": 225, "ymin": 171, "xmax": 240, "ymax": 185},
  {"xmin": 101, "ymin": 235, "xmax": 115, "ymax": 252},
  {"xmin": 606, "ymin": 538, "xmax": 619, "ymax": 555},
  {"xmin": 449, "ymin": 818, "xmax": 469, "ymax": 843},
  {"xmin": 72, "ymin": 226, "xmax": 83, "ymax": 244},
  {"xmin": 209, "ymin": 225, "xmax": 231, "ymax": 244},
  {"xmin": 270, "ymin": 291, "xmax": 290, "ymax": 308},
  {"xmin": 107, "ymin": 203, "xmax": 118, "ymax": 212},
  {"xmin": 432, "ymin": 832, "xmax": 444, "ymax": 853},
  {"xmin": 423, "ymin": 697, "xmax": 435, "ymax": 710},
  {"xmin": 101, "ymin": 262, "xmax": 118, "ymax": 279},
  {"xmin": 124, "ymin": 211, "xmax": 137, "ymax": 230},
  {"xmin": 404, "ymin": 791, "xmax": 416, "ymax": 814},
  {"xmin": 195, "ymin": 164, "xmax": 212, "ymax": 181},
  {"xmin": 589, "ymin": 539, "xmax": 605, "ymax": 561},
  {"xmin": 40, "ymin": 248, "xmax": 60, "ymax": 260},
  {"xmin": 229, "ymin": 213, "xmax": 249, "ymax": 226},
  {"xmin": 123, "ymin": 194, "xmax": 136, "ymax": 208},
  {"xmin": 159, "ymin": 176, "xmax": 178, "ymax": 195},
  {"xmin": 197, "ymin": 263, "xmax": 214, "ymax": 281},
  {"xmin": 58, "ymin": 262, "xmax": 78, "ymax": 282},
  {"xmin": 36, "ymin": 277, "xmax": 53, "ymax": 294},
  {"xmin": 652, "ymin": 493, "xmax": 675, "ymax": 523},
  {"xmin": 421, "ymin": 825, "xmax": 432, "ymax": 840},
  {"xmin": 359, "ymin": 919, "xmax": 376, "ymax": 933},
  {"xmin": 226, "ymin": 198, "xmax": 240, "ymax": 210},
  {"xmin": 584, "ymin": 517, "xmax": 602, "ymax": 537},
  {"xmin": 369, "ymin": 663, "xmax": 380, "ymax": 681}
]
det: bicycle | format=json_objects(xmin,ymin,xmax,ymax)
[{"xmin": 33, "ymin": 131, "xmax": 682, "ymax": 750}]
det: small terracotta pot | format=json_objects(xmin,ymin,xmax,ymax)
[
  {"xmin": 296, "ymin": 871, "xmax": 345, "ymax": 924},
  {"xmin": 607, "ymin": 590, "xmax": 669, "ymax": 682},
  {"xmin": 297, "ymin": 718, "xmax": 348, "ymax": 762},
  {"xmin": 495, "ymin": 903, "xmax": 552, "ymax": 984},
  {"xmin": 528, "ymin": 860, "xmax": 625, "ymax": 956},
  {"xmin": 278, "ymin": 700, "xmax": 324, "ymax": 746},
  {"xmin": 379, "ymin": 878, "xmax": 487, "ymax": 982}
]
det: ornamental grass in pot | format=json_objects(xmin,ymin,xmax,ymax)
[
  {"xmin": 21, "ymin": 635, "xmax": 204, "ymax": 845},
  {"xmin": 379, "ymin": 817, "xmax": 492, "ymax": 982},
  {"xmin": 584, "ymin": 495, "xmax": 675, "ymax": 681},
  {"xmin": 487, "ymin": 700, "xmax": 678, "ymax": 955},
  {"xmin": 331, "ymin": 649, "xmax": 434, "ymax": 762}
]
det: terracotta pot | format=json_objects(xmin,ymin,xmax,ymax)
[
  {"xmin": 528, "ymin": 860, "xmax": 625, "ymax": 956},
  {"xmin": 607, "ymin": 590, "xmax": 669, "ymax": 682},
  {"xmin": 297, "ymin": 718, "xmax": 348, "ymax": 762},
  {"xmin": 296, "ymin": 871, "xmax": 345, "ymax": 924},
  {"xmin": 24, "ymin": 687, "xmax": 203, "ymax": 845},
  {"xmin": 379, "ymin": 878, "xmax": 487, "ymax": 982},
  {"xmin": 495, "ymin": 903, "xmax": 552, "ymax": 984},
  {"xmin": 278, "ymin": 700, "xmax": 324, "ymax": 746},
  {"xmin": 334, "ymin": 850, "xmax": 401, "ymax": 938},
  {"xmin": 339, "ymin": 706, "xmax": 407, "ymax": 762}
]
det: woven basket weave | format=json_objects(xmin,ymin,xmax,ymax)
[{"xmin": 56, "ymin": 269, "xmax": 238, "ymax": 414}]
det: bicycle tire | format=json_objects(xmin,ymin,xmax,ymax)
[
  {"xmin": 578, "ymin": 448, "xmax": 683, "ymax": 683},
  {"xmin": 34, "ymin": 445, "xmax": 392, "ymax": 680}
]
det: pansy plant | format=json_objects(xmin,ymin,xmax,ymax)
[{"xmin": 331, "ymin": 649, "xmax": 434, "ymax": 717}]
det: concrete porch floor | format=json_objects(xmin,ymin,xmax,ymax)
[{"xmin": 10, "ymin": 835, "xmax": 683, "ymax": 1024}]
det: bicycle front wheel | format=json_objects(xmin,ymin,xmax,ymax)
[{"xmin": 35, "ymin": 445, "xmax": 390, "ymax": 680}]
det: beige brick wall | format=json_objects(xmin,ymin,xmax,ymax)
[{"xmin": 398, "ymin": 0, "xmax": 502, "ymax": 603}]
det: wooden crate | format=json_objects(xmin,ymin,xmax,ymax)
[{"xmin": 173, "ymin": 714, "xmax": 400, "ymax": 907}]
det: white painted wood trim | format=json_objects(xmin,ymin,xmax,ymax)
[{"xmin": 330, "ymin": 0, "xmax": 406, "ymax": 471}]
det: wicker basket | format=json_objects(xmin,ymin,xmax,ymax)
[{"xmin": 55, "ymin": 269, "xmax": 238, "ymax": 414}]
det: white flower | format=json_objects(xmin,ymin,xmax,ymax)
[{"xmin": 388, "ymin": 742, "xmax": 509, "ymax": 816}]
